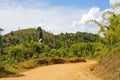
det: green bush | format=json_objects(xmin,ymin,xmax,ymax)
[
  {"xmin": 58, "ymin": 48, "xmax": 70, "ymax": 57},
  {"xmin": 70, "ymin": 42, "xmax": 104, "ymax": 58},
  {"xmin": 28, "ymin": 42, "xmax": 45, "ymax": 53},
  {"xmin": 8, "ymin": 42, "xmax": 50, "ymax": 63},
  {"xmin": 8, "ymin": 44, "xmax": 23, "ymax": 61}
]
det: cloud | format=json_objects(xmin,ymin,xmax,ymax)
[
  {"xmin": 70, "ymin": 7, "xmax": 102, "ymax": 34},
  {"xmin": 80, "ymin": 7, "xmax": 101, "ymax": 24},
  {"xmin": 0, "ymin": 0, "xmax": 88, "ymax": 35},
  {"xmin": 109, "ymin": 0, "xmax": 120, "ymax": 5}
]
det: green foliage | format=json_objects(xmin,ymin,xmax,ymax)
[
  {"xmin": 89, "ymin": 2, "xmax": 120, "ymax": 80},
  {"xmin": 70, "ymin": 42, "xmax": 103, "ymax": 58},
  {"xmin": 42, "ymin": 42, "xmax": 103, "ymax": 58},
  {"xmin": 0, "ymin": 27, "xmax": 103, "ymax": 77},
  {"xmin": 7, "ymin": 42, "xmax": 49, "ymax": 63},
  {"xmin": 37, "ymin": 26, "xmax": 43, "ymax": 41},
  {"xmin": 0, "ymin": 35, "xmax": 3, "ymax": 54},
  {"xmin": 0, "ymin": 28, "xmax": 4, "ymax": 55},
  {"xmin": 0, "ymin": 27, "xmax": 104, "ymax": 78},
  {"xmin": 8, "ymin": 44, "xmax": 23, "ymax": 59},
  {"xmin": 58, "ymin": 48, "xmax": 70, "ymax": 57},
  {"xmin": 88, "ymin": 10, "xmax": 120, "ymax": 47}
]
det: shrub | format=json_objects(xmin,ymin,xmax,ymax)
[
  {"xmin": 19, "ymin": 59, "xmax": 38, "ymax": 69},
  {"xmin": 29, "ymin": 42, "xmax": 45, "ymax": 53},
  {"xmin": 8, "ymin": 42, "xmax": 50, "ymax": 63},
  {"xmin": 58, "ymin": 48, "xmax": 70, "ymax": 58},
  {"xmin": 8, "ymin": 44, "xmax": 23, "ymax": 61},
  {"xmin": 49, "ymin": 58, "xmax": 67, "ymax": 64},
  {"xmin": 36, "ymin": 59, "xmax": 49, "ymax": 65},
  {"xmin": 70, "ymin": 43, "xmax": 92, "ymax": 57}
]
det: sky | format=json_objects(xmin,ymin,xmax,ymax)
[{"xmin": 0, "ymin": 0, "xmax": 119, "ymax": 34}]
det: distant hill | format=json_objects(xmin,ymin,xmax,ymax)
[
  {"xmin": 4, "ymin": 28, "xmax": 54, "ymax": 44},
  {"xmin": 2, "ymin": 28, "xmax": 100, "ymax": 54},
  {"xmin": 2, "ymin": 28, "xmax": 54, "ymax": 54}
]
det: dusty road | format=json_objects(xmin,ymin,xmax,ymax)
[{"xmin": 0, "ymin": 60, "xmax": 102, "ymax": 80}]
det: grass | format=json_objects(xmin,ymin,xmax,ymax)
[
  {"xmin": 93, "ymin": 48, "xmax": 120, "ymax": 80},
  {"xmin": 0, "ymin": 66, "xmax": 16, "ymax": 78}
]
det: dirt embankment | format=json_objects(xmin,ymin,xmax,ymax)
[{"xmin": 0, "ymin": 60, "xmax": 102, "ymax": 80}]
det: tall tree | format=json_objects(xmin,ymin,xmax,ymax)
[
  {"xmin": 0, "ymin": 28, "xmax": 3, "ymax": 55},
  {"xmin": 37, "ymin": 27, "xmax": 43, "ymax": 42}
]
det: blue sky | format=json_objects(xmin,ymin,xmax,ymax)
[
  {"xmin": 0, "ymin": 0, "xmax": 118, "ymax": 34},
  {"xmin": 42, "ymin": 0, "xmax": 110, "ymax": 10},
  {"xmin": 11, "ymin": 0, "xmax": 110, "ymax": 10},
  {"xmin": 0, "ymin": 0, "xmax": 110, "ymax": 10}
]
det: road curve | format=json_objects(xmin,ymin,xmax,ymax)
[{"xmin": 0, "ymin": 60, "xmax": 102, "ymax": 80}]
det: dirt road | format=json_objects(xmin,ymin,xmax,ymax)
[{"xmin": 0, "ymin": 60, "xmax": 102, "ymax": 80}]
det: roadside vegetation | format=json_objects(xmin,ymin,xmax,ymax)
[
  {"xmin": 89, "ymin": 2, "xmax": 120, "ymax": 80},
  {"xmin": 0, "ymin": 27, "xmax": 102, "ymax": 77}
]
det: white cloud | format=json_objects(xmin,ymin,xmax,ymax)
[
  {"xmin": 0, "ymin": 1, "xmax": 88, "ymax": 35},
  {"xmin": 70, "ymin": 7, "xmax": 102, "ymax": 34},
  {"xmin": 80, "ymin": 7, "xmax": 101, "ymax": 24}
]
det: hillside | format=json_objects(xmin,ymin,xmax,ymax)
[
  {"xmin": 2, "ymin": 28, "xmax": 54, "ymax": 54},
  {"xmin": 4, "ymin": 28, "xmax": 54, "ymax": 45},
  {"xmin": 2, "ymin": 28, "xmax": 101, "ymax": 55}
]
